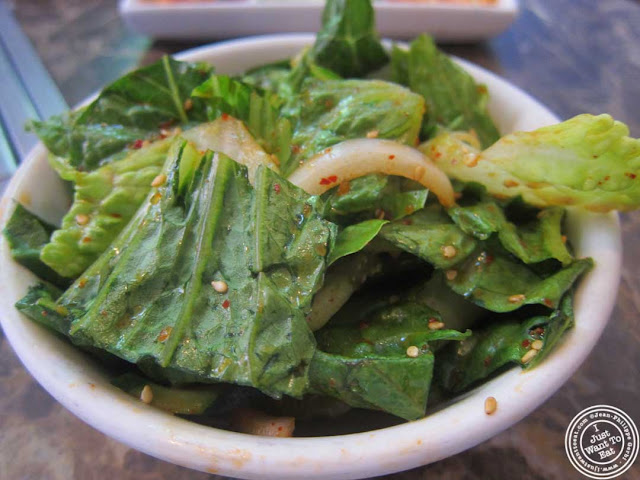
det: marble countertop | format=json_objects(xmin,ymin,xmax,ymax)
[{"xmin": 1, "ymin": 0, "xmax": 639, "ymax": 478}]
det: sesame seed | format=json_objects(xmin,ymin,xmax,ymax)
[
  {"xmin": 508, "ymin": 294, "xmax": 526, "ymax": 303},
  {"xmin": 428, "ymin": 320, "xmax": 445, "ymax": 330},
  {"xmin": 521, "ymin": 349, "xmax": 538, "ymax": 364},
  {"xmin": 445, "ymin": 269, "xmax": 458, "ymax": 281},
  {"xmin": 442, "ymin": 245, "xmax": 457, "ymax": 258},
  {"xmin": 151, "ymin": 174, "xmax": 167, "ymax": 188},
  {"xmin": 531, "ymin": 339, "xmax": 544, "ymax": 351},
  {"xmin": 484, "ymin": 396, "xmax": 497, "ymax": 415},
  {"xmin": 366, "ymin": 130, "xmax": 379, "ymax": 138},
  {"xmin": 75, "ymin": 214, "xmax": 89, "ymax": 226},
  {"xmin": 140, "ymin": 385, "xmax": 153, "ymax": 404},
  {"xmin": 406, "ymin": 346, "xmax": 420, "ymax": 358},
  {"xmin": 211, "ymin": 280, "xmax": 228, "ymax": 293}
]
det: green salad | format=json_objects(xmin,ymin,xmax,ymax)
[{"xmin": 5, "ymin": 0, "xmax": 640, "ymax": 434}]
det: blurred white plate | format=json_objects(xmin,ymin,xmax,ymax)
[{"xmin": 119, "ymin": 0, "xmax": 518, "ymax": 42}]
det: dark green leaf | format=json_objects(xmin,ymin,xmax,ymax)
[
  {"xmin": 307, "ymin": 0, "xmax": 388, "ymax": 78},
  {"xmin": 380, "ymin": 203, "xmax": 478, "ymax": 269},
  {"xmin": 447, "ymin": 185, "xmax": 573, "ymax": 265},
  {"xmin": 309, "ymin": 350, "xmax": 432, "ymax": 420},
  {"xmin": 2, "ymin": 203, "xmax": 69, "ymax": 287},
  {"xmin": 436, "ymin": 293, "xmax": 576, "ymax": 392},
  {"xmin": 405, "ymin": 35, "xmax": 500, "ymax": 146},
  {"xmin": 322, "ymin": 174, "xmax": 429, "ymax": 223},
  {"xmin": 15, "ymin": 283, "xmax": 66, "ymax": 334},
  {"xmin": 446, "ymin": 246, "xmax": 592, "ymax": 312},
  {"xmin": 29, "ymin": 57, "xmax": 212, "ymax": 172},
  {"xmin": 43, "ymin": 145, "xmax": 335, "ymax": 397}
]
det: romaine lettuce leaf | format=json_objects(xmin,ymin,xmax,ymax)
[
  {"xmin": 310, "ymin": 295, "xmax": 469, "ymax": 420},
  {"xmin": 403, "ymin": 35, "xmax": 500, "ymax": 147},
  {"xmin": 447, "ymin": 184, "xmax": 573, "ymax": 265},
  {"xmin": 436, "ymin": 293, "xmax": 575, "ymax": 392},
  {"xmin": 40, "ymin": 139, "xmax": 172, "ymax": 278},
  {"xmin": 284, "ymin": 0, "xmax": 388, "ymax": 89},
  {"xmin": 310, "ymin": 0, "xmax": 388, "ymax": 78},
  {"xmin": 309, "ymin": 350, "xmax": 433, "ymax": 420},
  {"xmin": 446, "ymin": 244, "xmax": 592, "ymax": 312},
  {"xmin": 15, "ymin": 283, "xmax": 66, "ymax": 334},
  {"xmin": 35, "ymin": 143, "xmax": 336, "ymax": 397},
  {"xmin": 425, "ymin": 114, "xmax": 640, "ymax": 212},
  {"xmin": 379, "ymin": 203, "xmax": 478, "ymax": 269},
  {"xmin": 29, "ymin": 57, "xmax": 212, "ymax": 172},
  {"xmin": 3, "ymin": 203, "xmax": 69, "ymax": 287},
  {"xmin": 327, "ymin": 219, "xmax": 388, "ymax": 265},
  {"xmin": 284, "ymin": 79, "xmax": 424, "ymax": 175},
  {"xmin": 321, "ymin": 174, "xmax": 428, "ymax": 223}
]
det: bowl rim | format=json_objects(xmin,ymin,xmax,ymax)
[{"xmin": 0, "ymin": 33, "xmax": 622, "ymax": 480}]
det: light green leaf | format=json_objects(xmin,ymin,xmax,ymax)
[
  {"xmin": 328, "ymin": 219, "xmax": 387, "ymax": 265},
  {"xmin": 424, "ymin": 114, "xmax": 640, "ymax": 212},
  {"xmin": 40, "ymin": 138, "xmax": 173, "ymax": 278}
]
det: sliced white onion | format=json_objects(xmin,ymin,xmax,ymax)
[
  {"xmin": 288, "ymin": 139, "xmax": 456, "ymax": 207},
  {"xmin": 182, "ymin": 116, "xmax": 278, "ymax": 183}
]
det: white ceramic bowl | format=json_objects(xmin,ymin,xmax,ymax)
[{"xmin": 0, "ymin": 34, "xmax": 622, "ymax": 479}]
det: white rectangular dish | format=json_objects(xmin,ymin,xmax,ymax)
[{"xmin": 119, "ymin": 0, "xmax": 518, "ymax": 42}]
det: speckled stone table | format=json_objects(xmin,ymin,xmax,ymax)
[{"xmin": 1, "ymin": 0, "xmax": 639, "ymax": 478}]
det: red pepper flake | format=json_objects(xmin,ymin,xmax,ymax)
[
  {"xmin": 274, "ymin": 183, "xmax": 281, "ymax": 194},
  {"xmin": 434, "ymin": 151, "xmax": 442, "ymax": 159},
  {"xmin": 319, "ymin": 175, "xmax": 338, "ymax": 186},
  {"xmin": 157, "ymin": 326, "xmax": 173, "ymax": 343},
  {"xmin": 522, "ymin": 339, "xmax": 531, "ymax": 348},
  {"xmin": 41, "ymin": 311, "xmax": 48, "ymax": 316},
  {"xmin": 626, "ymin": 172, "xmax": 637, "ymax": 179},
  {"xmin": 543, "ymin": 298, "xmax": 554, "ymax": 307},
  {"xmin": 485, "ymin": 254, "xmax": 494, "ymax": 265},
  {"xmin": 329, "ymin": 378, "xmax": 336, "ymax": 387},
  {"xmin": 132, "ymin": 139, "xmax": 144, "ymax": 149},
  {"xmin": 159, "ymin": 120, "xmax": 175, "ymax": 130},
  {"xmin": 221, "ymin": 112, "xmax": 230, "ymax": 121},
  {"xmin": 82, "ymin": 236, "xmax": 92, "ymax": 244},
  {"xmin": 222, "ymin": 299, "xmax": 230, "ymax": 309},
  {"xmin": 483, "ymin": 356, "xmax": 492, "ymax": 367},
  {"xmin": 291, "ymin": 145, "xmax": 301, "ymax": 154},
  {"xmin": 388, "ymin": 154, "xmax": 395, "ymax": 160},
  {"xmin": 110, "ymin": 213, "xmax": 122, "ymax": 219},
  {"xmin": 359, "ymin": 322, "xmax": 369, "ymax": 330},
  {"xmin": 78, "ymin": 278, "xmax": 88, "ymax": 288},
  {"xmin": 278, "ymin": 426, "xmax": 284, "ymax": 432},
  {"xmin": 405, "ymin": 205, "xmax": 415, "ymax": 215},
  {"xmin": 402, "ymin": 219, "xmax": 413, "ymax": 225}
]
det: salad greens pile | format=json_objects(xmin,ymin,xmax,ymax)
[{"xmin": 5, "ymin": 0, "xmax": 640, "ymax": 428}]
